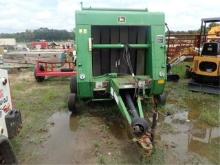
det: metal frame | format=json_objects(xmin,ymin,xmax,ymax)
[
  {"xmin": 35, "ymin": 60, "xmax": 77, "ymax": 77},
  {"xmin": 198, "ymin": 17, "xmax": 220, "ymax": 54},
  {"xmin": 70, "ymin": 8, "xmax": 168, "ymax": 152}
]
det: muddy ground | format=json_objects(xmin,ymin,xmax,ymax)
[{"xmin": 9, "ymin": 70, "xmax": 220, "ymax": 165}]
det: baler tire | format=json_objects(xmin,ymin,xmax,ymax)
[
  {"xmin": 0, "ymin": 136, "xmax": 17, "ymax": 164},
  {"xmin": 34, "ymin": 65, "xmax": 45, "ymax": 82},
  {"xmin": 70, "ymin": 77, "xmax": 77, "ymax": 93},
  {"xmin": 132, "ymin": 118, "xmax": 148, "ymax": 136},
  {"xmin": 68, "ymin": 93, "xmax": 77, "ymax": 113}
]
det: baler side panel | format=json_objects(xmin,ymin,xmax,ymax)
[
  {"xmin": 149, "ymin": 25, "xmax": 166, "ymax": 94},
  {"xmin": 76, "ymin": 25, "xmax": 93, "ymax": 98}
]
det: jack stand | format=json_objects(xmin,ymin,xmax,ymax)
[
  {"xmin": 136, "ymin": 97, "xmax": 158, "ymax": 156},
  {"xmin": 151, "ymin": 97, "xmax": 159, "ymax": 143}
]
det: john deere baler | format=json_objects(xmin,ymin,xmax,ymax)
[{"xmin": 68, "ymin": 7, "xmax": 167, "ymax": 152}]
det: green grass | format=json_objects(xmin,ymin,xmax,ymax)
[
  {"xmin": 158, "ymin": 123, "xmax": 177, "ymax": 134},
  {"xmin": 9, "ymin": 69, "xmax": 220, "ymax": 164},
  {"xmin": 140, "ymin": 147, "xmax": 165, "ymax": 165},
  {"xmin": 97, "ymin": 154, "xmax": 107, "ymax": 165},
  {"xmin": 199, "ymin": 109, "xmax": 220, "ymax": 127},
  {"xmin": 161, "ymin": 77, "xmax": 220, "ymax": 127},
  {"xmin": 10, "ymin": 77, "xmax": 69, "ymax": 162}
]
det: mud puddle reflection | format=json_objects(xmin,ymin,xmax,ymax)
[
  {"xmin": 34, "ymin": 110, "xmax": 143, "ymax": 164},
  {"xmin": 35, "ymin": 112, "xmax": 81, "ymax": 164},
  {"xmin": 160, "ymin": 111, "xmax": 220, "ymax": 165}
]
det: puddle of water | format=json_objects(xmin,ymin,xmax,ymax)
[
  {"xmin": 160, "ymin": 111, "xmax": 220, "ymax": 164},
  {"xmin": 36, "ymin": 112, "xmax": 81, "ymax": 164},
  {"xmin": 33, "ymin": 110, "xmax": 143, "ymax": 164}
]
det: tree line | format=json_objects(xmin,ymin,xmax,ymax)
[
  {"xmin": 0, "ymin": 23, "xmax": 218, "ymax": 42},
  {"xmin": 169, "ymin": 23, "xmax": 220, "ymax": 35},
  {"xmin": 0, "ymin": 28, "xmax": 75, "ymax": 42}
]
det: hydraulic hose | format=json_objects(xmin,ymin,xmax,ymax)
[
  {"xmin": 123, "ymin": 44, "xmax": 135, "ymax": 77},
  {"xmin": 125, "ymin": 93, "xmax": 149, "ymax": 135},
  {"xmin": 125, "ymin": 93, "xmax": 139, "ymax": 118}
]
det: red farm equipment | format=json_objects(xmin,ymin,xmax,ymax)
[
  {"xmin": 32, "ymin": 41, "xmax": 49, "ymax": 49},
  {"xmin": 34, "ymin": 46, "xmax": 77, "ymax": 82},
  {"xmin": 34, "ymin": 61, "xmax": 77, "ymax": 82}
]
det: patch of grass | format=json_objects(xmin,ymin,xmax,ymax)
[
  {"xmin": 100, "ymin": 124, "xmax": 110, "ymax": 133},
  {"xmin": 93, "ymin": 141, "xmax": 100, "ymax": 149},
  {"xmin": 10, "ymin": 74, "xmax": 70, "ymax": 161},
  {"xmin": 13, "ymin": 82, "xmax": 31, "ymax": 91},
  {"xmin": 97, "ymin": 154, "xmax": 106, "ymax": 165},
  {"xmin": 162, "ymin": 79, "xmax": 220, "ymax": 127},
  {"xmin": 26, "ymin": 66, "xmax": 36, "ymax": 72},
  {"xmin": 141, "ymin": 147, "xmax": 165, "ymax": 165},
  {"xmin": 199, "ymin": 110, "xmax": 220, "ymax": 126},
  {"xmin": 79, "ymin": 117, "xmax": 90, "ymax": 128},
  {"xmin": 209, "ymin": 139, "xmax": 220, "ymax": 165},
  {"xmin": 9, "ymin": 69, "xmax": 220, "ymax": 164},
  {"xmin": 159, "ymin": 123, "xmax": 177, "ymax": 134},
  {"xmin": 89, "ymin": 102, "xmax": 120, "ymax": 117}
]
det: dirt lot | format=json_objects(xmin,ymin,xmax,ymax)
[{"xmin": 9, "ymin": 70, "xmax": 220, "ymax": 165}]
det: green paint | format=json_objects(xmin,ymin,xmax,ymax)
[
  {"xmin": 92, "ymin": 44, "xmax": 150, "ymax": 49},
  {"xmin": 117, "ymin": 95, "xmax": 132, "ymax": 124},
  {"xmin": 75, "ymin": 7, "xmax": 166, "ymax": 124},
  {"xmin": 137, "ymin": 97, "xmax": 144, "ymax": 118}
]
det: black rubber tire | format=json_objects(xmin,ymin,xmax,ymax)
[
  {"xmin": 60, "ymin": 68, "xmax": 74, "ymax": 72},
  {"xmin": 68, "ymin": 93, "xmax": 77, "ymax": 113},
  {"xmin": 70, "ymin": 77, "xmax": 77, "ymax": 93},
  {"xmin": 131, "ymin": 118, "xmax": 148, "ymax": 136},
  {"xmin": 0, "ymin": 136, "xmax": 17, "ymax": 164},
  {"xmin": 34, "ymin": 65, "xmax": 45, "ymax": 82}
]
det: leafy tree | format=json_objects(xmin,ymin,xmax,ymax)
[{"xmin": 0, "ymin": 28, "xmax": 74, "ymax": 42}]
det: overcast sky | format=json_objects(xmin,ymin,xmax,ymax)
[{"xmin": 0, "ymin": 0, "xmax": 219, "ymax": 33}]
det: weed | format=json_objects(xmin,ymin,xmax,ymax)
[
  {"xmin": 97, "ymin": 154, "xmax": 106, "ymax": 165},
  {"xmin": 100, "ymin": 124, "xmax": 110, "ymax": 133},
  {"xmin": 93, "ymin": 141, "xmax": 100, "ymax": 149},
  {"xmin": 199, "ymin": 110, "xmax": 220, "ymax": 126},
  {"xmin": 141, "ymin": 147, "xmax": 165, "ymax": 165}
]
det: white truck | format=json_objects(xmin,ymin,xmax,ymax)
[{"xmin": 0, "ymin": 69, "xmax": 22, "ymax": 164}]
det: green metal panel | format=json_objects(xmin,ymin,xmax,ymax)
[
  {"xmin": 92, "ymin": 44, "xmax": 150, "ymax": 49},
  {"xmin": 117, "ymin": 95, "xmax": 132, "ymax": 124},
  {"xmin": 148, "ymin": 25, "xmax": 166, "ymax": 94},
  {"xmin": 150, "ymin": 25, "xmax": 166, "ymax": 79},
  {"xmin": 75, "ymin": 25, "xmax": 93, "ymax": 97},
  {"xmin": 137, "ymin": 97, "xmax": 144, "ymax": 118},
  {"xmin": 76, "ymin": 10, "xmax": 164, "ymax": 26},
  {"xmin": 75, "ymin": 8, "xmax": 166, "ymax": 98}
]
